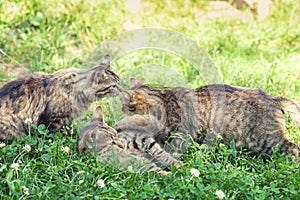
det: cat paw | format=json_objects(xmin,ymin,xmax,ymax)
[{"xmin": 157, "ymin": 170, "xmax": 171, "ymax": 176}]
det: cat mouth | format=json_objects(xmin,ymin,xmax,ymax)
[{"xmin": 96, "ymin": 84, "xmax": 121, "ymax": 98}]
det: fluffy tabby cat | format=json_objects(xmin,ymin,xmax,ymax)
[
  {"xmin": 0, "ymin": 55, "xmax": 120, "ymax": 142},
  {"xmin": 122, "ymin": 78, "xmax": 300, "ymax": 157},
  {"xmin": 78, "ymin": 106, "xmax": 183, "ymax": 173}
]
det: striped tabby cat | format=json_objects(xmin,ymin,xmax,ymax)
[
  {"xmin": 122, "ymin": 78, "xmax": 300, "ymax": 157},
  {"xmin": 0, "ymin": 55, "xmax": 120, "ymax": 142},
  {"xmin": 78, "ymin": 106, "xmax": 183, "ymax": 173}
]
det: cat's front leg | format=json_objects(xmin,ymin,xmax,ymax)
[{"xmin": 139, "ymin": 136, "xmax": 183, "ymax": 169}]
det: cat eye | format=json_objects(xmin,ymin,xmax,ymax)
[
  {"xmin": 97, "ymin": 74, "xmax": 109, "ymax": 83},
  {"xmin": 102, "ymin": 74, "xmax": 109, "ymax": 80}
]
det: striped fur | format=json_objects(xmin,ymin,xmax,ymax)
[
  {"xmin": 0, "ymin": 55, "xmax": 120, "ymax": 142},
  {"xmin": 122, "ymin": 79, "xmax": 299, "ymax": 157},
  {"xmin": 78, "ymin": 106, "xmax": 183, "ymax": 172}
]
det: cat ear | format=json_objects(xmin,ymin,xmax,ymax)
[
  {"xmin": 130, "ymin": 78, "xmax": 144, "ymax": 87},
  {"xmin": 100, "ymin": 55, "xmax": 111, "ymax": 69},
  {"xmin": 92, "ymin": 106, "xmax": 104, "ymax": 123}
]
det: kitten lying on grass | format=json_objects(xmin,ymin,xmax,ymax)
[
  {"xmin": 0, "ymin": 55, "xmax": 120, "ymax": 143},
  {"xmin": 78, "ymin": 106, "xmax": 183, "ymax": 174},
  {"xmin": 122, "ymin": 78, "xmax": 299, "ymax": 159}
]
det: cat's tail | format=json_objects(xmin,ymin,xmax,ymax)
[{"xmin": 277, "ymin": 96, "xmax": 300, "ymax": 128}]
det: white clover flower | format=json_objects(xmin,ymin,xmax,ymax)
[
  {"xmin": 23, "ymin": 144, "xmax": 31, "ymax": 152},
  {"xmin": 35, "ymin": 148, "xmax": 43, "ymax": 153},
  {"xmin": 97, "ymin": 179, "xmax": 105, "ymax": 188},
  {"xmin": 190, "ymin": 168, "xmax": 200, "ymax": 177},
  {"xmin": 11, "ymin": 163, "xmax": 20, "ymax": 171},
  {"xmin": 22, "ymin": 186, "xmax": 30, "ymax": 195},
  {"xmin": 61, "ymin": 146, "xmax": 70, "ymax": 154},
  {"xmin": 0, "ymin": 142, "xmax": 5, "ymax": 148},
  {"xmin": 24, "ymin": 118, "xmax": 33, "ymax": 125},
  {"xmin": 219, "ymin": 143, "xmax": 226, "ymax": 148},
  {"xmin": 0, "ymin": 163, "xmax": 7, "ymax": 172},
  {"xmin": 215, "ymin": 190, "xmax": 226, "ymax": 199},
  {"xmin": 77, "ymin": 170, "xmax": 85, "ymax": 175},
  {"xmin": 127, "ymin": 165, "xmax": 133, "ymax": 172},
  {"xmin": 79, "ymin": 180, "xmax": 84, "ymax": 184},
  {"xmin": 216, "ymin": 134, "xmax": 223, "ymax": 140}
]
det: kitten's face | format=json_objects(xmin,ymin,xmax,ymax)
[
  {"xmin": 122, "ymin": 79, "xmax": 158, "ymax": 116},
  {"xmin": 78, "ymin": 125, "xmax": 116, "ymax": 153},
  {"xmin": 76, "ymin": 55, "xmax": 121, "ymax": 100},
  {"xmin": 78, "ymin": 106, "xmax": 123, "ymax": 153}
]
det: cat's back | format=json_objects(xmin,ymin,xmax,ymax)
[
  {"xmin": 51, "ymin": 68, "xmax": 78, "ymax": 83},
  {"xmin": 0, "ymin": 72, "xmax": 51, "ymax": 118},
  {"xmin": 195, "ymin": 84, "xmax": 270, "ymax": 99},
  {"xmin": 0, "ymin": 68, "xmax": 78, "ymax": 101},
  {"xmin": 195, "ymin": 84, "xmax": 285, "ymax": 142},
  {"xmin": 0, "ymin": 72, "xmax": 53, "ymax": 142},
  {"xmin": 0, "ymin": 72, "xmax": 51, "ymax": 100},
  {"xmin": 194, "ymin": 84, "xmax": 277, "ymax": 111}
]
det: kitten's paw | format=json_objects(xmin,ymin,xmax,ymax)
[{"xmin": 157, "ymin": 170, "xmax": 171, "ymax": 176}]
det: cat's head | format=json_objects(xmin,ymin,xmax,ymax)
[
  {"xmin": 78, "ymin": 106, "xmax": 123, "ymax": 153},
  {"xmin": 122, "ymin": 78, "xmax": 162, "ymax": 116},
  {"xmin": 75, "ymin": 55, "xmax": 121, "ymax": 101}
]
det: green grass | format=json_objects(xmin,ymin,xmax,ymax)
[{"xmin": 1, "ymin": 0, "xmax": 300, "ymax": 199}]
